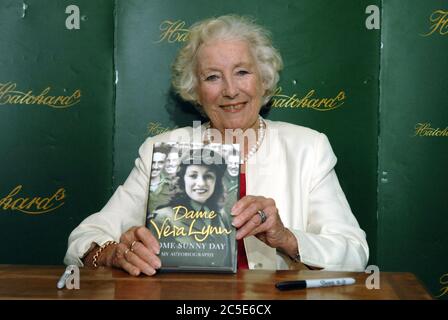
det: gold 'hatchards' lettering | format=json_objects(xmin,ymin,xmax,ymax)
[
  {"xmin": 150, "ymin": 205, "xmax": 231, "ymax": 242},
  {"xmin": 271, "ymin": 87, "xmax": 345, "ymax": 111},
  {"xmin": 157, "ymin": 20, "xmax": 190, "ymax": 43},
  {"xmin": 421, "ymin": 10, "xmax": 448, "ymax": 36},
  {"xmin": 0, "ymin": 185, "xmax": 66, "ymax": 215},
  {"xmin": 147, "ymin": 122, "xmax": 178, "ymax": 136},
  {"xmin": 414, "ymin": 123, "xmax": 448, "ymax": 137},
  {"xmin": 0, "ymin": 82, "xmax": 81, "ymax": 108},
  {"xmin": 436, "ymin": 273, "xmax": 448, "ymax": 298}
]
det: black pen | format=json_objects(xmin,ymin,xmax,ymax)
[{"xmin": 275, "ymin": 277, "xmax": 356, "ymax": 290}]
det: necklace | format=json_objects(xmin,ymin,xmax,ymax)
[{"xmin": 204, "ymin": 115, "xmax": 266, "ymax": 163}]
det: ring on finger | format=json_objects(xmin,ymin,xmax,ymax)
[
  {"xmin": 130, "ymin": 240, "xmax": 137, "ymax": 252},
  {"xmin": 124, "ymin": 248, "xmax": 130, "ymax": 258},
  {"xmin": 258, "ymin": 210, "xmax": 267, "ymax": 224}
]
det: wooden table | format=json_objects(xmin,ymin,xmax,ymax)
[{"xmin": 0, "ymin": 265, "xmax": 432, "ymax": 300}]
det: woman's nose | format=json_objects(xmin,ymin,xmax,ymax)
[
  {"xmin": 222, "ymin": 77, "xmax": 239, "ymax": 98},
  {"xmin": 195, "ymin": 176, "xmax": 206, "ymax": 186}
]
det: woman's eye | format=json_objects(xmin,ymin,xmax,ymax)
[
  {"xmin": 204, "ymin": 173, "xmax": 216, "ymax": 180},
  {"xmin": 205, "ymin": 74, "xmax": 219, "ymax": 81},
  {"xmin": 236, "ymin": 70, "xmax": 249, "ymax": 76},
  {"xmin": 188, "ymin": 174, "xmax": 198, "ymax": 179}
]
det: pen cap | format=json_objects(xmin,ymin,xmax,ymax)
[
  {"xmin": 57, "ymin": 269, "xmax": 71, "ymax": 289},
  {"xmin": 275, "ymin": 280, "xmax": 307, "ymax": 290}
]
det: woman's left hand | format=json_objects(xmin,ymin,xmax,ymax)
[{"xmin": 231, "ymin": 196, "xmax": 298, "ymax": 257}]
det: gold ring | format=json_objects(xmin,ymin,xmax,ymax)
[
  {"xmin": 130, "ymin": 240, "xmax": 137, "ymax": 252},
  {"xmin": 124, "ymin": 248, "xmax": 130, "ymax": 256},
  {"xmin": 258, "ymin": 210, "xmax": 267, "ymax": 224}
]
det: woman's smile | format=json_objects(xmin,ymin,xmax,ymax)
[{"xmin": 220, "ymin": 102, "xmax": 247, "ymax": 112}]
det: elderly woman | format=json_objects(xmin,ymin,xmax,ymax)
[{"xmin": 65, "ymin": 15, "xmax": 368, "ymax": 276}]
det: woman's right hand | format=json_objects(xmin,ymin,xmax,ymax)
[{"xmin": 107, "ymin": 226, "xmax": 161, "ymax": 276}]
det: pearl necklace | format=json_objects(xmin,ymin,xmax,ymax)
[{"xmin": 204, "ymin": 115, "xmax": 266, "ymax": 163}]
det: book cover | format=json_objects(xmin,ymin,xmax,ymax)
[{"xmin": 146, "ymin": 142, "xmax": 239, "ymax": 273}]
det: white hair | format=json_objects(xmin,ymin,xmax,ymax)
[{"xmin": 172, "ymin": 14, "xmax": 283, "ymax": 108}]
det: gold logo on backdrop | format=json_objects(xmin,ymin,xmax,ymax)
[
  {"xmin": 271, "ymin": 87, "xmax": 345, "ymax": 111},
  {"xmin": 0, "ymin": 185, "xmax": 66, "ymax": 215},
  {"xmin": 148, "ymin": 122, "xmax": 178, "ymax": 136},
  {"xmin": 157, "ymin": 20, "xmax": 190, "ymax": 43},
  {"xmin": 0, "ymin": 82, "xmax": 81, "ymax": 108},
  {"xmin": 436, "ymin": 273, "xmax": 448, "ymax": 298},
  {"xmin": 414, "ymin": 123, "xmax": 448, "ymax": 137},
  {"xmin": 421, "ymin": 10, "xmax": 448, "ymax": 36}
]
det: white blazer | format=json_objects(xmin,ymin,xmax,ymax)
[{"xmin": 64, "ymin": 120, "xmax": 369, "ymax": 271}]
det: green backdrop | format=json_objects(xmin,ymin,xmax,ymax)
[
  {"xmin": 0, "ymin": 0, "xmax": 114, "ymax": 264},
  {"xmin": 378, "ymin": 0, "xmax": 448, "ymax": 299},
  {"xmin": 0, "ymin": 0, "xmax": 446, "ymax": 298}
]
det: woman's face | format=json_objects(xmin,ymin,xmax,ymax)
[
  {"xmin": 195, "ymin": 39, "xmax": 266, "ymax": 132},
  {"xmin": 184, "ymin": 165, "xmax": 217, "ymax": 204}
]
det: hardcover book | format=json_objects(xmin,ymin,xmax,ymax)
[{"xmin": 146, "ymin": 142, "xmax": 240, "ymax": 273}]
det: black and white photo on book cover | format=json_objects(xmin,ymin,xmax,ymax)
[{"xmin": 146, "ymin": 142, "xmax": 240, "ymax": 273}]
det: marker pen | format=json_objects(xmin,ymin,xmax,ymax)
[{"xmin": 275, "ymin": 277, "xmax": 356, "ymax": 290}]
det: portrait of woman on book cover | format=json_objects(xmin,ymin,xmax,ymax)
[{"xmin": 147, "ymin": 145, "xmax": 238, "ymax": 271}]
